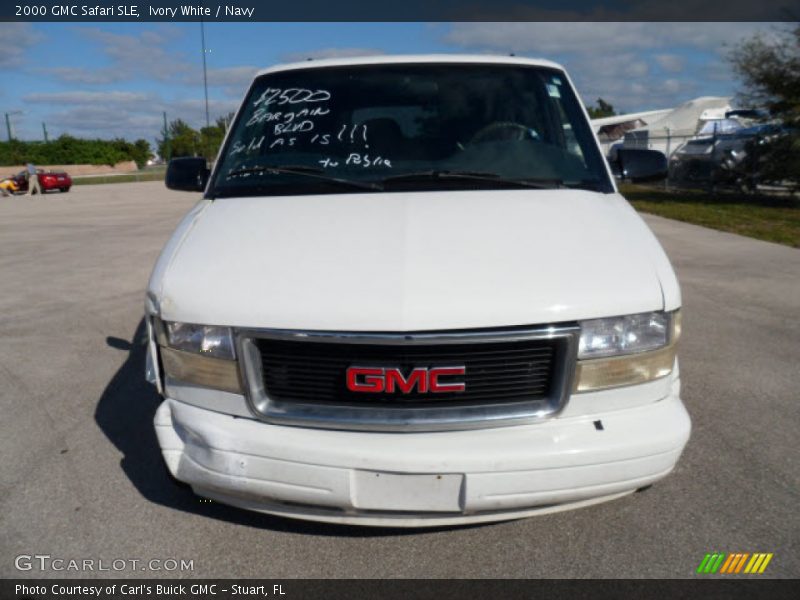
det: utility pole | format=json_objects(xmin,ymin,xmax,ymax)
[
  {"xmin": 4, "ymin": 111, "xmax": 22, "ymax": 141},
  {"xmin": 200, "ymin": 19, "xmax": 212, "ymax": 162},
  {"xmin": 162, "ymin": 111, "xmax": 171, "ymax": 161},
  {"xmin": 42, "ymin": 122, "xmax": 49, "ymax": 143},
  {"xmin": 200, "ymin": 19, "xmax": 210, "ymax": 129}
]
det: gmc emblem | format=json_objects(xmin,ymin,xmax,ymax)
[{"xmin": 346, "ymin": 366, "xmax": 466, "ymax": 394}]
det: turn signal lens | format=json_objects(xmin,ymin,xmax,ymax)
[
  {"xmin": 574, "ymin": 345, "xmax": 676, "ymax": 392},
  {"xmin": 160, "ymin": 347, "xmax": 242, "ymax": 393}
]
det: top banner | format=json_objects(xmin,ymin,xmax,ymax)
[{"xmin": 1, "ymin": 0, "xmax": 798, "ymax": 22}]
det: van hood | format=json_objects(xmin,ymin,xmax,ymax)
[{"xmin": 156, "ymin": 190, "xmax": 669, "ymax": 330}]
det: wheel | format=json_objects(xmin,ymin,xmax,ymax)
[{"xmin": 60, "ymin": 187, "xmax": 70, "ymax": 193}]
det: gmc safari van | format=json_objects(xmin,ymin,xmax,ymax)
[{"xmin": 146, "ymin": 55, "xmax": 690, "ymax": 526}]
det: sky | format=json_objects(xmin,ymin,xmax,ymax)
[{"xmin": 1, "ymin": 22, "xmax": 780, "ymax": 146}]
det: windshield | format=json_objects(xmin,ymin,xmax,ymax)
[{"xmin": 211, "ymin": 63, "xmax": 612, "ymax": 197}]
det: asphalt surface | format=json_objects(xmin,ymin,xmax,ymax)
[{"xmin": 1, "ymin": 182, "xmax": 797, "ymax": 579}]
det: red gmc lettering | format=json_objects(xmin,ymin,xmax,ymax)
[
  {"xmin": 429, "ymin": 367, "xmax": 466, "ymax": 392},
  {"xmin": 346, "ymin": 367, "xmax": 466, "ymax": 393},
  {"xmin": 385, "ymin": 368, "xmax": 428, "ymax": 393},
  {"xmin": 346, "ymin": 367, "xmax": 385, "ymax": 392}
]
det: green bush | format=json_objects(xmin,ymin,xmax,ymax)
[
  {"xmin": 157, "ymin": 115, "xmax": 232, "ymax": 162},
  {"xmin": 0, "ymin": 135, "xmax": 151, "ymax": 168}
]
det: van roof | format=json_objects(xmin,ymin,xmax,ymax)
[{"xmin": 255, "ymin": 54, "xmax": 566, "ymax": 78}]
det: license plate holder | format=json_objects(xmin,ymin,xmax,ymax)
[{"xmin": 352, "ymin": 471, "xmax": 463, "ymax": 512}]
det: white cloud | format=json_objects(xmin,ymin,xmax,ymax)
[
  {"xmin": 206, "ymin": 65, "xmax": 260, "ymax": 97},
  {"xmin": 23, "ymin": 90, "xmax": 167, "ymax": 140},
  {"xmin": 655, "ymin": 54, "xmax": 685, "ymax": 73},
  {"xmin": 703, "ymin": 59, "xmax": 738, "ymax": 82},
  {"xmin": 443, "ymin": 22, "xmax": 771, "ymax": 56},
  {"xmin": 280, "ymin": 47, "xmax": 385, "ymax": 63},
  {"xmin": 39, "ymin": 25, "xmax": 258, "ymax": 100},
  {"xmin": 23, "ymin": 90, "xmax": 239, "ymax": 141},
  {"xmin": 24, "ymin": 91, "xmax": 155, "ymax": 106},
  {"xmin": 207, "ymin": 65, "xmax": 259, "ymax": 87},
  {"xmin": 70, "ymin": 26, "xmax": 189, "ymax": 83},
  {"xmin": 626, "ymin": 60, "xmax": 649, "ymax": 78},
  {"xmin": 37, "ymin": 67, "xmax": 125, "ymax": 85},
  {"xmin": 0, "ymin": 23, "xmax": 43, "ymax": 68},
  {"xmin": 44, "ymin": 106, "xmax": 164, "ymax": 140},
  {"xmin": 661, "ymin": 79, "xmax": 684, "ymax": 94},
  {"xmin": 441, "ymin": 22, "xmax": 767, "ymax": 112},
  {"xmin": 170, "ymin": 98, "xmax": 241, "ymax": 125}
]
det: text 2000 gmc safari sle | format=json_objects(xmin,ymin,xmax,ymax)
[{"xmin": 146, "ymin": 55, "xmax": 690, "ymax": 526}]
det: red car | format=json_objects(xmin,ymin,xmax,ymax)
[{"xmin": 11, "ymin": 169, "xmax": 72, "ymax": 193}]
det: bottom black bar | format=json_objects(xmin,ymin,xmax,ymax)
[{"xmin": 2, "ymin": 579, "xmax": 799, "ymax": 600}]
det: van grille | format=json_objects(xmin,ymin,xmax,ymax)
[{"xmin": 255, "ymin": 337, "xmax": 563, "ymax": 407}]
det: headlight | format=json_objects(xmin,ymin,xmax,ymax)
[
  {"xmin": 578, "ymin": 311, "xmax": 672, "ymax": 359},
  {"xmin": 166, "ymin": 322, "xmax": 235, "ymax": 360},
  {"xmin": 575, "ymin": 310, "xmax": 681, "ymax": 392},
  {"xmin": 156, "ymin": 321, "xmax": 241, "ymax": 393}
]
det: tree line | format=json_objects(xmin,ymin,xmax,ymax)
[
  {"xmin": 0, "ymin": 135, "xmax": 152, "ymax": 168},
  {"xmin": 0, "ymin": 112, "xmax": 231, "ymax": 169}
]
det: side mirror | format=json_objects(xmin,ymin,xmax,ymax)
[
  {"xmin": 609, "ymin": 149, "xmax": 668, "ymax": 182},
  {"xmin": 165, "ymin": 157, "xmax": 210, "ymax": 192}
]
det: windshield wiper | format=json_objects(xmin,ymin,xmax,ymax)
[
  {"xmin": 562, "ymin": 179, "xmax": 607, "ymax": 191},
  {"xmin": 381, "ymin": 170, "xmax": 565, "ymax": 189},
  {"xmin": 222, "ymin": 164, "xmax": 383, "ymax": 192}
]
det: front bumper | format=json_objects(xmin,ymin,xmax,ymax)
[{"xmin": 155, "ymin": 383, "xmax": 690, "ymax": 527}]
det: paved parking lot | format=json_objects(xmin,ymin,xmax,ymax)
[{"xmin": 1, "ymin": 182, "xmax": 798, "ymax": 578}]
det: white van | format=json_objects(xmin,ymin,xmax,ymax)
[{"xmin": 146, "ymin": 55, "xmax": 690, "ymax": 526}]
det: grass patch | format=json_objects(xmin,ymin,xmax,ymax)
[
  {"xmin": 72, "ymin": 169, "xmax": 165, "ymax": 186},
  {"xmin": 620, "ymin": 183, "xmax": 800, "ymax": 248}
]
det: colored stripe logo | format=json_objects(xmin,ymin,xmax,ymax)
[{"xmin": 697, "ymin": 552, "xmax": 773, "ymax": 574}]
